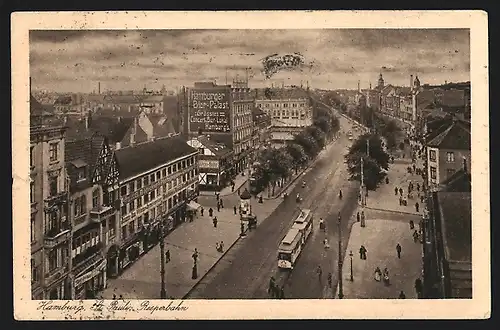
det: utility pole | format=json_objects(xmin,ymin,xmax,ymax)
[
  {"xmin": 159, "ymin": 221, "xmax": 167, "ymax": 298},
  {"xmin": 337, "ymin": 212, "xmax": 344, "ymax": 299}
]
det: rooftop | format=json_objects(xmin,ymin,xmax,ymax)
[
  {"xmin": 436, "ymin": 191, "xmax": 472, "ymax": 263},
  {"xmin": 427, "ymin": 120, "xmax": 471, "ymax": 150},
  {"xmin": 440, "ymin": 168, "xmax": 471, "ymax": 193},
  {"xmin": 115, "ymin": 135, "xmax": 197, "ymax": 181},
  {"xmin": 255, "ymin": 87, "xmax": 309, "ymax": 100},
  {"xmin": 196, "ymin": 135, "xmax": 232, "ymax": 156}
]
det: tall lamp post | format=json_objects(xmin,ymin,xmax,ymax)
[
  {"xmin": 159, "ymin": 220, "xmax": 167, "ymax": 299},
  {"xmin": 349, "ymin": 250, "xmax": 354, "ymax": 282},
  {"xmin": 337, "ymin": 212, "xmax": 344, "ymax": 299}
]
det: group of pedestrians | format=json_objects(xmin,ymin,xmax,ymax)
[{"xmin": 268, "ymin": 277, "xmax": 285, "ymax": 299}]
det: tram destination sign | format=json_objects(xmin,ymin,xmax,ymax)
[{"xmin": 189, "ymin": 88, "xmax": 231, "ymax": 133}]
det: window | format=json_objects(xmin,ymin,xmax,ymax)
[
  {"xmin": 430, "ymin": 166, "xmax": 437, "ymax": 180},
  {"xmin": 77, "ymin": 168, "xmax": 86, "ymax": 181},
  {"xmin": 150, "ymin": 174, "xmax": 155, "ymax": 183},
  {"xmin": 109, "ymin": 216, "xmax": 116, "ymax": 237},
  {"xmin": 48, "ymin": 175, "xmax": 58, "ymax": 196},
  {"xmin": 168, "ymin": 166, "xmax": 172, "ymax": 175},
  {"xmin": 136, "ymin": 179, "xmax": 142, "ymax": 189},
  {"xmin": 30, "ymin": 146, "xmax": 34, "ymax": 167},
  {"xmin": 31, "ymin": 259, "xmax": 39, "ymax": 283},
  {"xmin": 120, "ymin": 185, "xmax": 128, "ymax": 196},
  {"xmin": 128, "ymin": 221, "xmax": 134, "ymax": 235},
  {"xmin": 162, "ymin": 183, "xmax": 167, "ymax": 194},
  {"xmin": 150, "ymin": 190, "xmax": 155, "ymax": 201},
  {"xmin": 156, "ymin": 172, "xmax": 161, "ymax": 181},
  {"xmin": 137, "ymin": 197, "xmax": 142, "ymax": 208},
  {"xmin": 121, "ymin": 205, "xmax": 127, "ymax": 216},
  {"xmin": 144, "ymin": 194, "xmax": 150, "ymax": 204},
  {"xmin": 30, "ymin": 182, "xmax": 35, "ymax": 204},
  {"xmin": 129, "ymin": 200, "xmax": 135, "ymax": 212},
  {"xmin": 182, "ymin": 160, "xmax": 186, "ymax": 169},
  {"xmin": 428, "ymin": 150, "xmax": 437, "ymax": 162},
  {"xmin": 446, "ymin": 152, "xmax": 455, "ymax": 163},
  {"xmin": 168, "ymin": 181, "xmax": 173, "ymax": 190},
  {"xmin": 121, "ymin": 225, "xmax": 127, "ymax": 240},
  {"xmin": 162, "ymin": 168, "xmax": 167, "ymax": 177},
  {"xmin": 143, "ymin": 176, "xmax": 149, "ymax": 186},
  {"xmin": 168, "ymin": 197, "xmax": 172, "ymax": 209},
  {"xmin": 49, "ymin": 143, "xmax": 59, "ymax": 162},
  {"xmin": 129, "ymin": 181, "xmax": 135, "ymax": 193},
  {"xmin": 48, "ymin": 249, "xmax": 58, "ymax": 272},
  {"xmin": 31, "ymin": 215, "xmax": 36, "ymax": 243},
  {"xmin": 92, "ymin": 188, "xmax": 100, "ymax": 208},
  {"xmin": 446, "ymin": 168, "xmax": 456, "ymax": 178}
]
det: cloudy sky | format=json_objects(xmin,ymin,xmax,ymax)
[{"xmin": 30, "ymin": 29, "xmax": 470, "ymax": 93}]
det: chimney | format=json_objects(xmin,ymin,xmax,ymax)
[
  {"xmin": 410, "ymin": 75, "xmax": 414, "ymax": 92},
  {"xmin": 115, "ymin": 142, "xmax": 121, "ymax": 150}
]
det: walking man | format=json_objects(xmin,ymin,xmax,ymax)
[
  {"xmin": 213, "ymin": 216, "xmax": 218, "ymax": 228},
  {"xmin": 200, "ymin": 207, "xmax": 204, "ymax": 216},
  {"xmin": 396, "ymin": 243, "xmax": 402, "ymax": 259},
  {"xmin": 399, "ymin": 188, "xmax": 403, "ymax": 196},
  {"xmin": 360, "ymin": 211, "xmax": 366, "ymax": 227},
  {"xmin": 415, "ymin": 278, "xmax": 423, "ymax": 298},
  {"xmin": 356, "ymin": 212, "xmax": 360, "ymax": 222},
  {"xmin": 395, "ymin": 186, "xmax": 398, "ymax": 195},
  {"xmin": 268, "ymin": 276, "xmax": 275, "ymax": 297},
  {"xmin": 359, "ymin": 245, "xmax": 367, "ymax": 260},
  {"xmin": 415, "ymin": 202, "xmax": 420, "ymax": 212},
  {"xmin": 217, "ymin": 202, "xmax": 221, "ymax": 212},
  {"xmin": 220, "ymin": 199, "xmax": 224, "ymax": 208},
  {"xmin": 208, "ymin": 207, "xmax": 213, "ymax": 217},
  {"xmin": 234, "ymin": 205, "xmax": 237, "ymax": 215}
]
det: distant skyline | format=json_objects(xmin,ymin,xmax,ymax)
[{"xmin": 30, "ymin": 29, "xmax": 470, "ymax": 93}]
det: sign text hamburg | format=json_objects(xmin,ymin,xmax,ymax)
[{"xmin": 190, "ymin": 90, "xmax": 230, "ymax": 133}]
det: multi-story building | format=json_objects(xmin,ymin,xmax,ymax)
[
  {"xmin": 113, "ymin": 136, "xmax": 199, "ymax": 273},
  {"xmin": 426, "ymin": 119, "xmax": 471, "ymax": 190},
  {"xmin": 65, "ymin": 134, "xmax": 117, "ymax": 299},
  {"xmin": 251, "ymin": 106, "xmax": 272, "ymax": 150},
  {"xmin": 181, "ymin": 81, "xmax": 254, "ymax": 181},
  {"xmin": 255, "ymin": 86, "xmax": 312, "ymax": 148},
  {"xmin": 30, "ymin": 95, "xmax": 71, "ymax": 299}
]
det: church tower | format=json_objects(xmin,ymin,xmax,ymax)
[
  {"xmin": 414, "ymin": 75, "xmax": 421, "ymax": 90},
  {"xmin": 377, "ymin": 73, "xmax": 384, "ymax": 89}
]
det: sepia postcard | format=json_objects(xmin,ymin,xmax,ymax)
[{"xmin": 12, "ymin": 10, "xmax": 490, "ymax": 320}]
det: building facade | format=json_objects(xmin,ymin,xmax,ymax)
[
  {"xmin": 113, "ymin": 136, "xmax": 199, "ymax": 274},
  {"xmin": 65, "ymin": 135, "xmax": 117, "ymax": 299},
  {"xmin": 186, "ymin": 135, "xmax": 234, "ymax": 189},
  {"xmin": 426, "ymin": 120, "xmax": 471, "ymax": 190},
  {"xmin": 30, "ymin": 122, "xmax": 71, "ymax": 300},
  {"xmin": 231, "ymin": 80, "xmax": 255, "ymax": 173}
]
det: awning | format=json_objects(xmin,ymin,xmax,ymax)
[{"xmin": 187, "ymin": 201, "xmax": 202, "ymax": 211}]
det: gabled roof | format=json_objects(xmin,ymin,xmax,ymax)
[
  {"xmin": 196, "ymin": 135, "xmax": 232, "ymax": 156},
  {"xmin": 436, "ymin": 191, "xmax": 471, "ymax": 263},
  {"xmin": 427, "ymin": 120, "xmax": 471, "ymax": 150},
  {"xmin": 115, "ymin": 135, "xmax": 197, "ymax": 180},
  {"xmin": 440, "ymin": 168, "xmax": 471, "ymax": 193}
]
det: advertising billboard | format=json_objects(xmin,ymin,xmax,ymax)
[{"xmin": 189, "ymin": 88, "xmax": 231, "ymax": 133}]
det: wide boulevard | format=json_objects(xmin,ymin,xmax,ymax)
[{"xmin": 187, "ymin": 114, "xmax": 362, "ymax": 299}]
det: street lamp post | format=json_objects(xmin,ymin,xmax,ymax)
[
  {"xmin": 337, "ymin": 212, "xmax": 344, "ymax": 299},
  {"xmin": 159, "ymin": 221, "xmax": 167, "ymax": 299},
  {"xmin": 349, "ymin": 250, "xmax": 354, "ymax": 281}
]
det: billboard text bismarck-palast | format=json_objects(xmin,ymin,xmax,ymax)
[{"xmin": 189, "ymin": 88, "xmax": 231, "ymax": 133}]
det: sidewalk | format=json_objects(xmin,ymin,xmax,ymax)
[
  {"xmin": 337, "ymin": 220, "xmax": 423, "ymax": 299},
  {"xmin": 199, "ymin": 173, "xmax": 248, "ymax": 197},
  {"xmin": 364, "ymin": 158, "xmax": 425, "ymax": 216},
  {"xmin": 101, "ymin": 193, "xmax": 282, "ymax": 299}
]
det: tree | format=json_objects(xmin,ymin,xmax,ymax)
[
  {"xmin": 256, "ymin": 147, "xmax": 294, "ymax": 195},
  {"xmin": 344, "ymin": 133, "xmax": 390, "ymax": 190},
  {"xmin": 294, "ymin": 131, "xmax": 320, "ymax": 157},
  {"xmin": 305, "ymin": 125, "xmax": 326, "ymax": 149},
  {"xmin": 285, "ymin": 143, "xmax": 309, "ymax": 174}
]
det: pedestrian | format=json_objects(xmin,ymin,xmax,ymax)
[
  {"xmin": 200, "ymin": 207, "xmax": 204, "ymax": 216},
  {"xmin": 399, "ymin": 188, "xmax": 403, "ymax": 196},
  {"xmin": 409, "ymin": 220, "xmax": 414, "ymax": 230},
  {"xmin": 385, "ymin": 176, "xmax": 389, "ymax": 184},
  {"xmin": 215, "ymin": 192, "xmax": 219, "ymax": 201},
  {"xmin": 420, "ymin": 195, "xmax": 425, "ymax": 203},
  {"xmin": 268, "ymin": 277, "xmax": 275, "ymax": 296},
  {"xmin": 217, "ymin": 203, "xmax": 220, "ymax": 212},
  {"xmin": 213, "ymin": 216, "xmax": 218, "ymax": 228},
  {"xmin": 360, "ymin": 211, "xmax": 366, "ymax": 227},
  {"xmin": 396, "ymin": 243, "xmax": 402, "ymax": 259},
  {"xmin": 165, "ymin": 249, "xmax": 171, "ymax": 263},
  {"xmin": 415, "ymin": 278, "xmax": 423, "ymax": 298},
  {"xmin": 356, "ymin": 211, "xmax": 360, "ymax": 222},
  {"xmin": 208, "ymin": 207, "xmax": 213, "ymax": 217},
  {"xmin": 395, "ymin": 187, "xmax": 398, "ymax": 195},
  {"xmin": 219, "ymin": 241, "xmax": 224, "ymax": 252},
  {"xmin": 317, "ymin": 265, "xmax": 323, "ymax": 281},
  {"xmin": 416, "ymin": 183, "xmax": 420, "ymax": 192},
  {"xmin": 415, "ymin": 202, "xmax": 420, "ymax": 212},
  {"xmin": 413, "ymin": 163, "xmax": 416, "ymax": 172},
  {"xmin": 234, "ymin": 205, "xmax": 237, "ymax": 215},
  {"xmin": 413, "ymin": 230, "xmax": 419, "ymax": 243},
  {"xmin": 359, "ymin": 245, "xmax": 367, "ymax": 260},
  {"xmin": 280, "ymin": 285, "xmax": 285, "ymax": 299},
  {"xmin": 112, "ymin": 294, "xmax": 116, "ymax": 300},
  {"xmin": 220, "ymin": 199, "xmax": 224, "ymax": 208},
  {"xmin": 398, "ymin": 291, "xmax": 406, "ymax": 299},
  {"xmin": 327, "ymin": 272, "xmax": 332, "ymax": 288},
  {"xmin": 399, "ymin": 196, "xmax": 403, "ymax": 206},
  {"xmin": 119, "ymin": 294, "xmax": 123, "ymax": 300}
]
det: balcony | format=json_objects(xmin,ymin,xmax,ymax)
[
  {"xmin": 45, "ymin": 264, "xmax": 69, "ymax": 287},
  {"xmin": 44, "ymin": 222, "xmax": 71, "ymax": 249},
  {"xmin": 90, "ymin": 205, "xmax": 115, "ymax": 223},
  {"xmin": 44, "ymin": 191, "xmax": 67, "ymax": 206}
]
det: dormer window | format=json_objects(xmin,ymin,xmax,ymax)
[{"xmin": 77, "ymin": 167, "xmax": 86, "ymax": 182}]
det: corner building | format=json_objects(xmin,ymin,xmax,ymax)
[
  {"xmin": 113, "ymin": 136, "xmax": 199, "ymax": 273},
  {"xmin": 30, "ymin": 122, "xmax": 71, "ymax": 299}
]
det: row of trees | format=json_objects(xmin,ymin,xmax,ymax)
[
  {"xmin": 251, "ymin": 98, "xmax": 340, "ymax": 195},
  {"xmin": 344, "ymin": 133, "xmax": 390, "ymax": 191}
]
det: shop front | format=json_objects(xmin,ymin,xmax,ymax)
[
  {"xmin": 118, "ymin": 235, "xmax": 143, "ymax": 272},
  {"xmin": 73, "ymin": 257, "xmax": 107, "ymax": 299},
  {"xmin": 198, "ymin": 158, "xmax": 223, "ymax": 190},
  {"xmin": 106, "ymin": 244, "xmax": 120, "ymax": 278}
]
